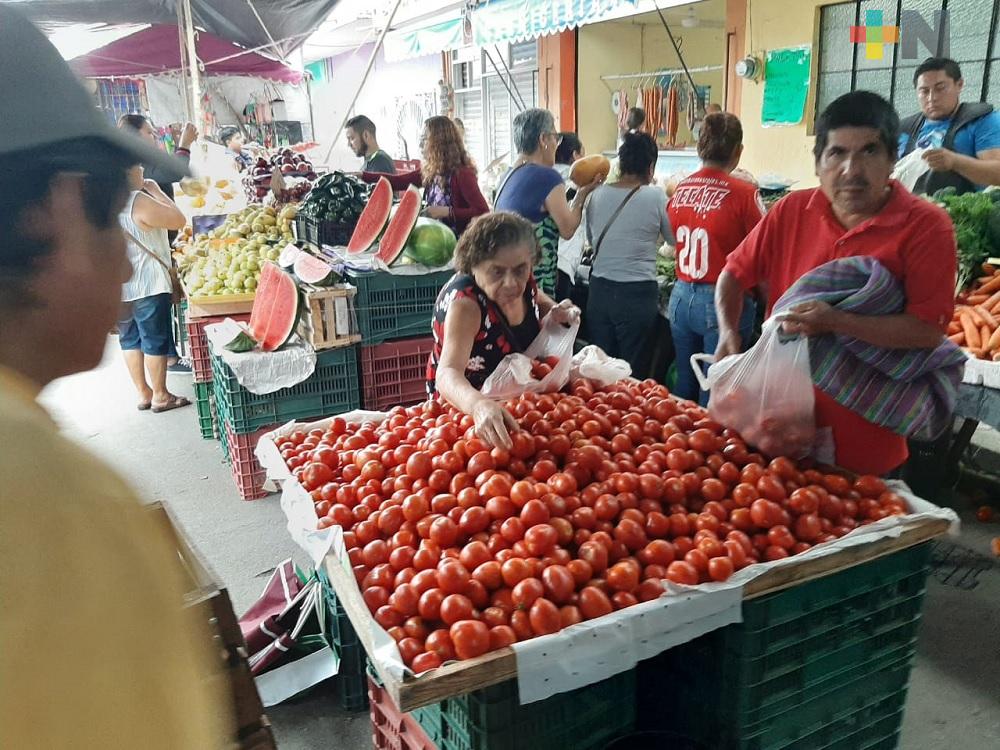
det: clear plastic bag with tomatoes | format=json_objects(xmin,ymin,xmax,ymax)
[
  {"xmin": 481, "ymin": 314, "xmax": 580, "ymax": 400},
  {"xmin": 696, "ymin": 315, "xmax": 816, "ymax": 459}
]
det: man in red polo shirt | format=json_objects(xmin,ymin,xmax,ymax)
[{"xmin": 715, "ymin": 91, "xmax": 957, "ymax": 476}]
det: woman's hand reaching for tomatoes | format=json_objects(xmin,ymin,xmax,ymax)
[{"xmin": 472, "ymin": 398, "xmax": 519, "ymax": 450}]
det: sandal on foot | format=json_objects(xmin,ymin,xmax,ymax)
[
  {"xmin": 137, "ymin": 402, "xmax": 152, "ymax": 411},
  {"xmin": 151, "ymin": 395, "xmax": 192, "ymax": 413}
]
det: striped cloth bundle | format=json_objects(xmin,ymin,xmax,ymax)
[{"xmin": 772, "ymin": 256, "xmax": 966, "ymax": 440}]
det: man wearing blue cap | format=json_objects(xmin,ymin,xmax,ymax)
[{"xmin": 0, "ymin": 7, "xmax": 227, "ymax": 748}]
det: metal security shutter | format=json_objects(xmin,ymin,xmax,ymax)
[{"xmin": 457, "ymin": 89, "xmax": 485, "ymax": 167}]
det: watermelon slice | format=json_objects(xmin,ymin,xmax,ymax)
[
  {"xmin": 376, "ymin": 186, "xmax": 421, "ymax": 266},
  {"xmin": 248, "ymin": 262, "xmax": 279, "ymax": 341},
  {"xmin": 293, "ymin": 253, "xmax": 338, "ymax": 286},
  {"xmin": 346, "ymin": 176, "xmax": 392, "ymax": 254},
  {"xmin": 279, "ymin": 244, "xmax": 304, "ymax": 268},
  {"xmin": 248, "ymin": 262, "xmax": 301, "ymax": 352}
]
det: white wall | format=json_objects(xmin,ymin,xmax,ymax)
[{"xmin": 309, "ymin": 44, "xmax": 442, "ymax": 172}]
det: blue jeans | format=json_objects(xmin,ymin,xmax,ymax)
[
  {"xmin": 668, "ymin": 280, "xmax": 756, "ymax": 405},
  {"xmin": 586, "ymin": 276, "xmax": 659, "ymax": 378}
]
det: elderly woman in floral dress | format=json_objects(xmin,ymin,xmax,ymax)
[{"xmin": 427, "ymin": 212, "xmax": 578, "ymax": 449}]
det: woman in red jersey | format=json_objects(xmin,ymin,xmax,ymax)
[{"xmin": 667, "ymin": 113, "xmax": 764, "ymax": 404}]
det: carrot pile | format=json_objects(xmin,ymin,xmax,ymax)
[{"xmin": 949, "ymin": 263, "xmax": 1000, "ymax": 360}]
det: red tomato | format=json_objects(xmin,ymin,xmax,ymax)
[
  {"xmin": 489, "ymin": 625, "xmax": 518, "ymax": 650},
  {"xmin": 450, "ymin": 620, "xmax": 490, "ymax": 660},
  {"xmin": 439, "ymin": 594, "xmax": 474, "ymax": 625},
  {"xmin": 424, "ymin": 629, "xmax": 457, "ymax": 661},
  {"xmin": 707, "ymin": 556, "xmax": 734, "ymax": 582},
  {"xmin": 606, "ymin": 561, "xmax": 640, "ymax": 592},
  {"xmin": 501, "ymin": 558, "xmax": 533, "ymax": 587},
  {"xmin": 541, "ymin": 565, "xmax": 575, "ymax": 604},
  {"xmin": 578, "ymin": 587, "xmax": 614, "ymax": 620},
  {"xmin": 437, "ymin": 560, "xmax": 471, "ymax": 594},
  {"xmin": 411, "ymin": 651, "xmax": 443, "ymax": 673},
  {"xmin": 665, "ymin": 561, "xmax": 699, "ymax": 586},
  {"xmin": 528, "ymin": 598, "xmax": 561, "ymax": 635}
]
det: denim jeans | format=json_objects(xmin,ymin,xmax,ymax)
[
  {"xmin": 586, "ymin": 275, "xmax": 659, "ymax": 378},
  {"xmin": 668, "ymin": 280, "xmax": 756, "ymax": 405}
]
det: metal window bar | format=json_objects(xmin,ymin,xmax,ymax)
[{"xmin": 982, "ymin": 0, "xmax": 1000, "ymax": 101}]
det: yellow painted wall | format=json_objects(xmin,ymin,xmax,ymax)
[
  {"xmin": 732, "ymin": 0, "xmax": 824, "ymax": 188},
  {"xmin": 577, "ymin": 10, "xmax": 726, "ymax": 156}
]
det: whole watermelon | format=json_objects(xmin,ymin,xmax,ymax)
[{"xmin": 402, "ymin": 218, "xmax": 456, "ymax": 267}]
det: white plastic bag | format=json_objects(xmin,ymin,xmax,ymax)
[
  {"xmin": 891, "ymin": 147, "xmax": 931, "ymax": 192},
  {"xmin": 481, "ymin": 314, "xmax": 579, "ymax": 400},
  {"xmin": 691, "ymin": 315, "xmax": 815, "ymax": 458},
  {"xmin": 570, "ymin": 344, "xmax": 631, "ymax": 386}
]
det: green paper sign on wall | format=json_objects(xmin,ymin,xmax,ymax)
[{"xmin": 761, "ymin": 46, "xmax": 812, "ymax": 127}]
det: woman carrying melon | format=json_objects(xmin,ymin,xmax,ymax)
[
  {"xmin": 361, "ymin": 116, "xmax": 489, "ymax": 236},
  {"xmin": 427, "ymin": 212, "xmax": 579, "ymax": 449},
  {"xmin": 494, "ymin": 108, "xmax": 603, "ymax": 297}
]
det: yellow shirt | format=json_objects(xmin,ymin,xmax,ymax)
[{"xmin": 0, "ymin": 366, "xmax": 228, "ymax": 748}]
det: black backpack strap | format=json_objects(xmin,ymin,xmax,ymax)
[{"xmin": 589, "ymin": 185, "xmax": 642, "ymax": 264}]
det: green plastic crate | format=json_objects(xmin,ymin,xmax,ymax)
[
  {"xmin": 317, "ymin": 566, "xmax": 369, "ymax": 712},
  {"xmin": 347, "ymin": 269, "xmax": 453, "ymax": 344},
  {"xmin": 211, "ymin": 344, "xmax": 360, "ymax": 434},
  {"xmin": 637, "ymin": 543, "xmax": 932, "ymax": 750},
  {"xmin": 411, "ymin": 669, "xmax": 636, "ymax": 750},
  {"xmin": 194, "ymin": 381, "xmax": 217, "ymax": 440}
]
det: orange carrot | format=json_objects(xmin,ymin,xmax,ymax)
[
  {"xmin": 967, "ymin": 306, "xmax": 986, "ymax": 326},
  {"xmin": 947, "ymin": 321, "xmax": 962, "ymax": 335},
  {"xmin": 993, "ymin": 351, "xmax": 1000, "ymax": 362},
  {"xmin": 968, "ymin": 294, "xmax": 990, "ymax": 305},
  {"xmin": 960, "ymin": 311, "xmax": 981, "ymax": 348},
  {"xmin": 981, "ymin": 324, "xmax": 990, "ymax": 345},
  {"xmin": 977, "ymin": 305, "xmax": 999, "ymax": 329},
  {"xmin": 983, "ymin": 263, "xmax": 997, "ymax": 275},
  {"xmin": 988, "ymin": 327, "xmax": 1000, "ymax": 352},
  {"xmin": 975, "ymin": 276, "xmax": 995, "ymax": 286},
  {"xmin": 948, "ymin": 332, "xmax": 966, "ymax": 344},
  {"xmin": 977, "ymin": 275, "xmax": 1000, "ymax": 294},
  {"xmin": 983, "ymin": 289, "xmax": 1000, "ymax": 310},
  {"xmin": 967, "ymin": 347, "xmax": 986, "ymax": 359}
]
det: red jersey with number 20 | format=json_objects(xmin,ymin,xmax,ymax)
[{"xmin": 668, "ymin": 167, "xmax": 765, "ymax": 284}]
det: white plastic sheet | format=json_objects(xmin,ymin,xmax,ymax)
[{"xmin": 204, "ymin": 320, "xmax": 316, "ymax": 395}]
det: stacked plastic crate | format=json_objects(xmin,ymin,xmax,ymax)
[
  {"xmin": 348, "ymin": 269, "xmax": 453, "ymax": 412},
  {"xmin": 186, "ymin": 309, "xmax": 251, "ymax": 441},
  {"xmin": 211, "ymin": 342, "xmax": 360, "ymax": 500}
]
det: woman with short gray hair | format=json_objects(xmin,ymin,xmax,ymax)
[{"xmin": 494, "ymin": 108, "xmax": 602, "ymax": 296}]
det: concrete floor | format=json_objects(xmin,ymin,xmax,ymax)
[{"xmin": 39, "ymin": 340, "xmax": 1000, "ymax": 750}]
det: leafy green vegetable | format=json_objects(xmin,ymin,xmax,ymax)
[{"xmin": 932, "ymin": 188, "xmax": 1000, "ymax": 292}]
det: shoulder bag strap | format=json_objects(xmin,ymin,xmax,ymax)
[
  {"xmin": 493, "ymin": 162, "xmax": 527, "ymax": 206},
  {"xmin": 591, "ymin": 185, "xmax": 642, "ymax": 263},
  {"xmin": 124, "ymin": 229, "xmax": 172, "ymax": 274}
]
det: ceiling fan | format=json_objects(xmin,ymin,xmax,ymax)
[{"xmin": 665, "ymin": 6, "xmax": 725, "ymax": 30}]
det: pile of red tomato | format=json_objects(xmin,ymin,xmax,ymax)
[{"xmin": 275, "ymin": 378, "xmax": 909, "ymax": 671}]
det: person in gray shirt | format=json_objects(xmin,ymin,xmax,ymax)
[{"xmin": 584, "ymin": 132, "xmax": 673, "ymax": 375}]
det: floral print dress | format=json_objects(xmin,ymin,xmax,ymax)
[{"xmin": 426, "ymin": 273, "xmax": 541, "ymax": 395}]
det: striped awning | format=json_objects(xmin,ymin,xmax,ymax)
[
  {"xmin": 471, "ymin": 0, "xmax": 637, "ymax": 46},
  {"xmin": 384, "ymin": 16, "xmax": 466, "ymax": 63}
]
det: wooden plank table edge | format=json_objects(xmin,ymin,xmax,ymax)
[{"xmin": 324, "ymin": 515, "xmax": 950, "ymax": 712}]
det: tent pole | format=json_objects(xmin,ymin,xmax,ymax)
[
  {"xmin": 179, "ymin": 0, "xmax": 203, "ymax": 129},
  {"xmin": 245, "ymin": 0, "xmax": 288, "ymax": 64},
  {"xmin": 176, "ymin": 1, "xmax": 192, "ymax": 122},
  {"xmin": 321, "ymin": 0, "xmax": 405, "ymax": 166}
]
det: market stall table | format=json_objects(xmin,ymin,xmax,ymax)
[{"xmin": 945, "ymin": 382, "xmax": 1000, "ymax": 475}]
